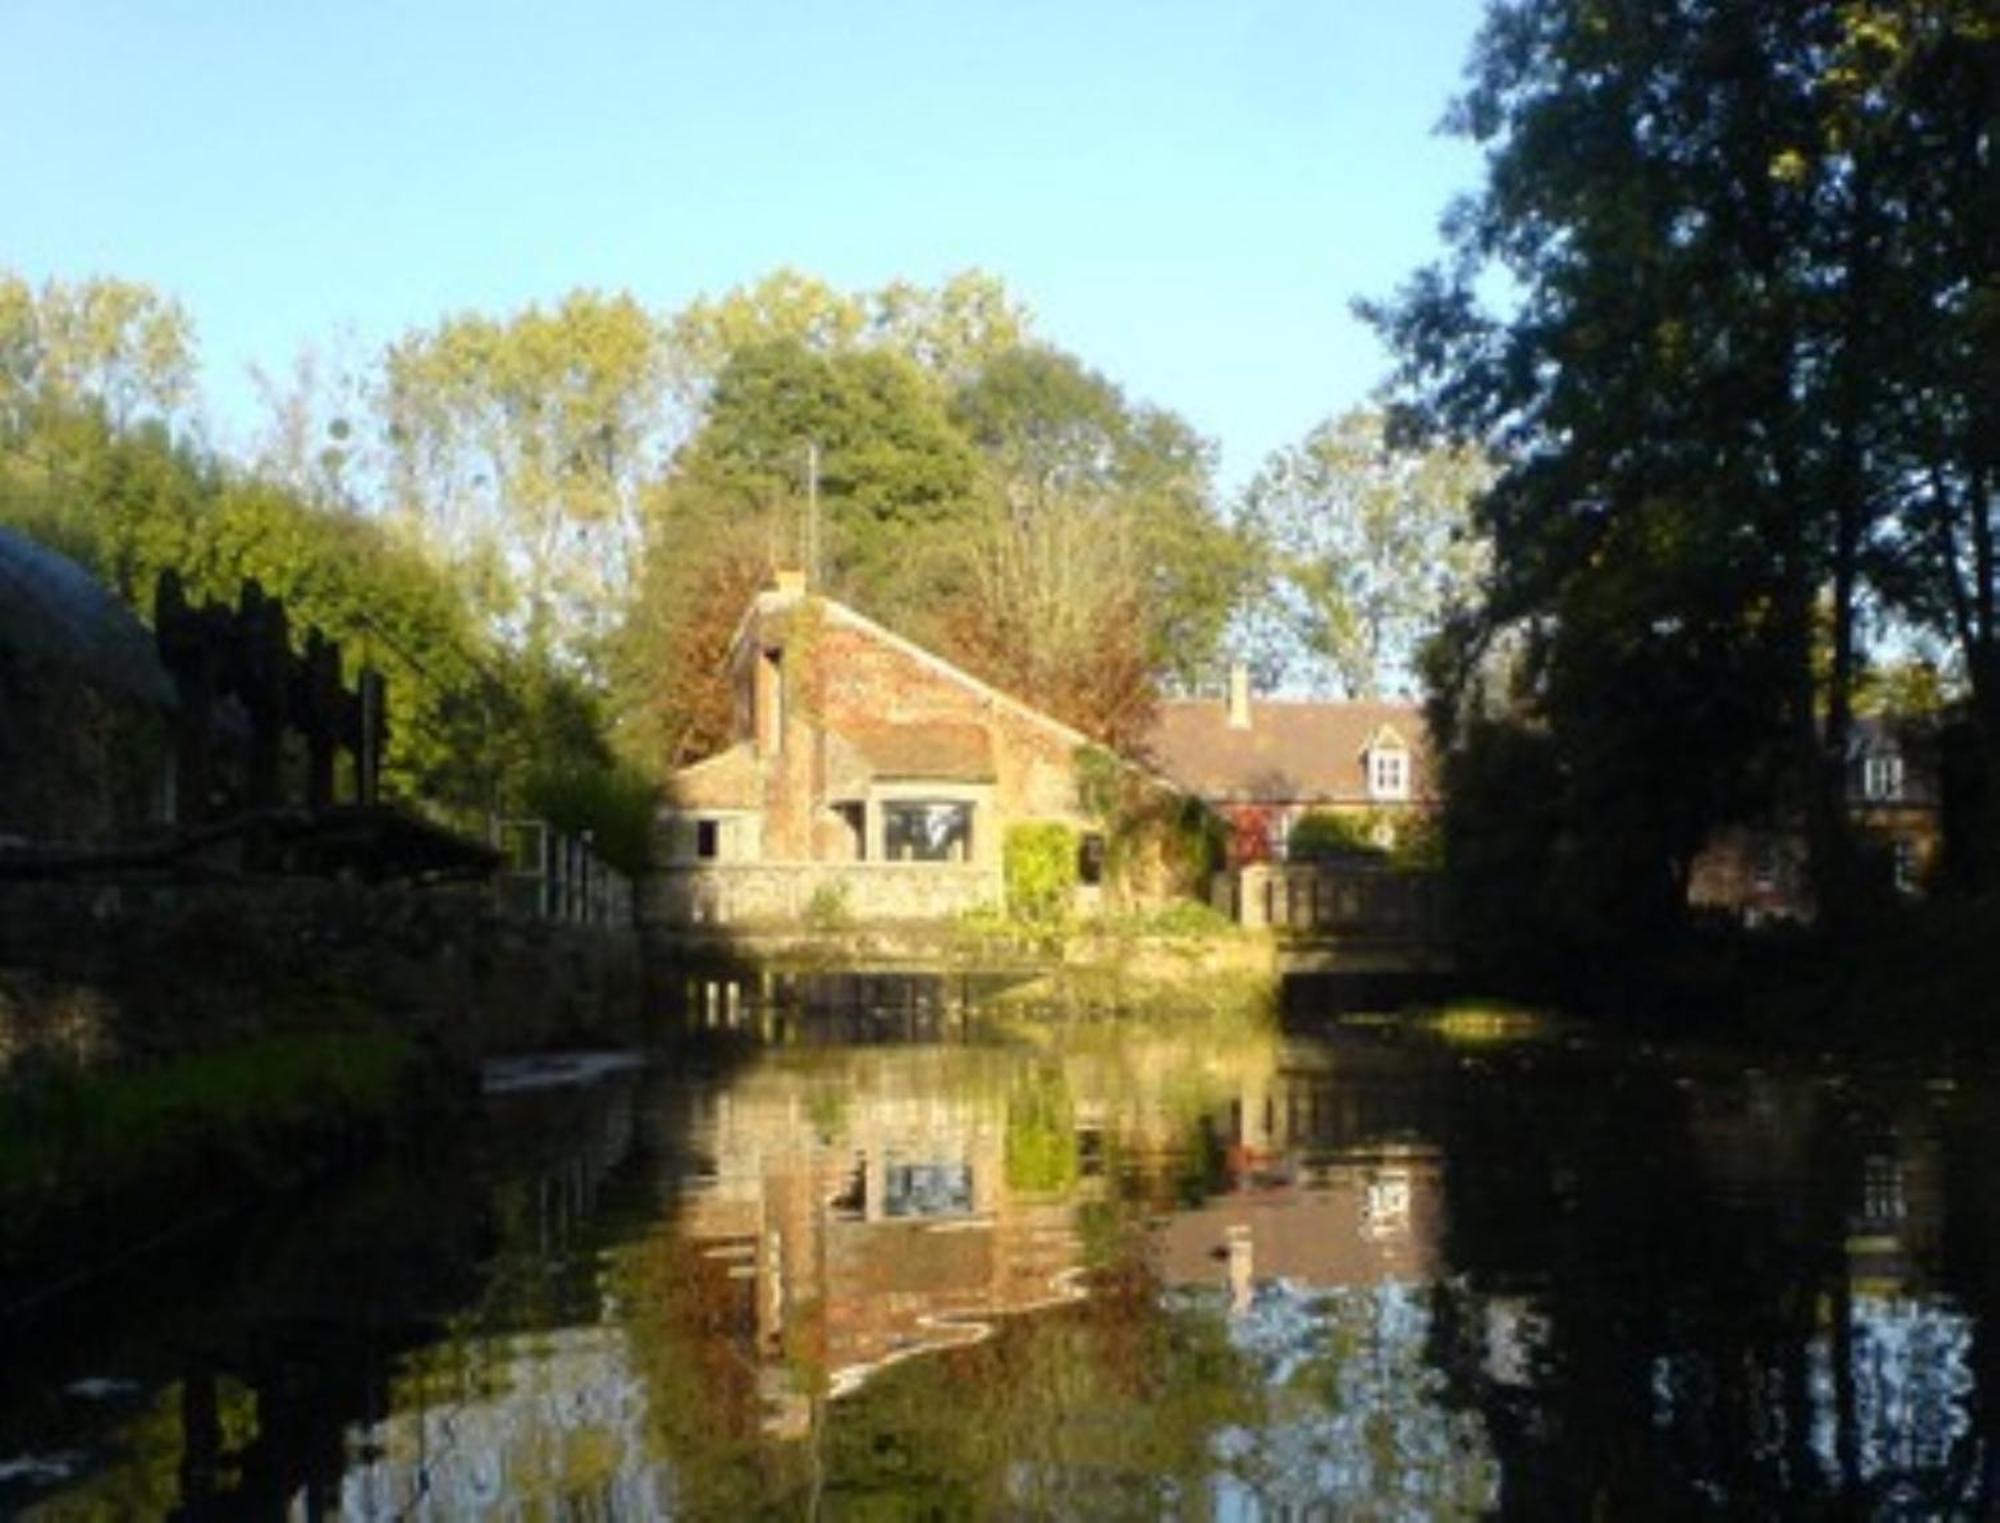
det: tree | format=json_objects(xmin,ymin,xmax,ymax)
[
  {"xmin": 943, "ymin": 346, "xmax": 1245, "ymax": 739},
  {"xmin": 665, "ymin": 266, "xmax": 1032, "ymax": 405},
  {"xmin": 0, "ymin": 272, "xmax": 196, "ymax": 433},
  {"xmin": 664, "ymin": 337, "xmax": 980, "ymax": 613},
  {"xmin": 1367, "ymin": 0, "xmax": 1999, "ymax": 931},
  {"xmin": 381, "ymin": 289, "xmax": 671, "ymax": 661},
  {"xmin": 1238, "ymin": 408, "xmax": 1489, "ymax": 697}
]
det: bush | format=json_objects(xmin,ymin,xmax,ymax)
[
  {"xmin": 1005, "ymin": 822, "xmax": 1080, "ymax": 923},
  {"xmin": 523, "ymin": 761, "xmax": 658, "ymax": 876},
  {"xmin": 1287, "ymin": 810, "xmax": 1387, "ymax": 859},
  {"xmin": 803, "ymin": 881, "xmax": 853, "ymax": 931}
]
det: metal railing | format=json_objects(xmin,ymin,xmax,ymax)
[{"xmin": 493, "ymin": 818, "xmax": 633, "ymax": 927}]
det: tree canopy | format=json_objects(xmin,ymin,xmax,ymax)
[{"xmin": 1369, "ymin": 0, "xmax": 2000, "ymax": 944}]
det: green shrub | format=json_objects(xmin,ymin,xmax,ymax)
[
  {"xmin": 803, "ymin": 881, "xmax": 853, "ymax": 931},
  {"xmin": 1287, "ymin": 810, "xmax": 1387, "ymax": 859},
  {"xmin": 1005, "ymin": 822, "xmax": 1080, "ymax": 923},
  {"xmin": 524, "ymin": 761, "xmax": 658, "ymax": 876}
]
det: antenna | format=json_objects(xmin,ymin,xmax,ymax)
[{"xmin": 805, "ymin": 440, "xmax": 821, "ymax": 588}]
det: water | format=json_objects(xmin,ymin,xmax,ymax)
[{"xmin": 5, "ymin": 1005, "xmax": 1997, "ymax": 1518}]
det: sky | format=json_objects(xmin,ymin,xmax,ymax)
[{"xmin": 2, "ymin": 0, "xmax": 1490, "ymax": 491}]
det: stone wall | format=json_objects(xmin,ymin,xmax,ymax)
[
  {"xmin": 646, "ymin": 861, "xmax": 997, "ymax": 928},
  {"xmin": 0, "ymin": 877, "xmax": 642, "ymax": 1077}
]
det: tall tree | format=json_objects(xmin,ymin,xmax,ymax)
[
  {"xmin": 946, "ymin": 345, "xmax": 1244, "ymax": 730},
  {"xmin": 1238, "ymin": 408, "xmax": 1489, "ymax": 697},
  {"xmin": 0, "ymin": 273, "xmax": 196, "ymax": 436},
  {"xmin": 382, "ymin": 289, "xmax": 670, "ymax": 660},
  {"xmin": 1368, "ymin": 0, "xmax": 1997, "ymax": 922}
]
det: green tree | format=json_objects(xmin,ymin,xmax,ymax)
[
  {"xmin": 944, "ymin": 346, "xmax": 1245, "ymax": 740},
  {"xmin": 382, "ymin": 289, "xmax": 670, "ymax": 660},
  {"xmin": 0, "ymin": 272, "xmax": 196, "ymax": 433},
  {"xmin": 1368, "ymin": 0, "xmax": 1998, "ymax": 933},
  {"xmin": 1238, "ymin": 408, "xmax": 1489, "ymax": 697},
  {"xmin": 665, "ymin": 266, "xmax": 1032, "ymax": 403}
]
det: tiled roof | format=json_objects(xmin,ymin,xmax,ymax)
[
  {"xmin": 848, "ymin": 723, "xmax": 996, "ymax": 782},
  {"xmin": 669, "ymin": 742, "xmax": 764, "ymax": 809},
  {"xmin": 1144, "ymin": 698, "xmax": 1434, "ymax": 805}
]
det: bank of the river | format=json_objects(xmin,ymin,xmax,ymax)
[
  {"xmin": 1452, "ymin": 892, "xmax": 2000, "ymax": 1061},
  {"xmin": 651, "ymin": 915, "xmax": 1290, "ymax": 1029},
  {"xmin": 0, "ymin": 1023, "xmax": 454, "ymax": 1308},
  {"xmin": 0, "ymin": 875, "xmax": 644, "ymax": 1306}
]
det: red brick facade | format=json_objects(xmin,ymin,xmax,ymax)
[{"xmin": 656, "ymin": 579, "xmax": 1120, "ymax": 922}]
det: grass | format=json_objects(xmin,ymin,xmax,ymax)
[{"xmin": 0, "ymin": 1029, "xmax": 428, "ymax": 1278}]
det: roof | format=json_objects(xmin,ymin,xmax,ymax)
[
  {"xmin": 667, "ymin": 742, "xmax": 764, "ymax": 810},
  {"xmin": 0, "ymin": 527, "xmax": 176, "ymax": 708},
  {"xmin": 1145, "ymin": 697, "xmax": 1435, "ymax": 805},
  {"xmin": 736, "ymin": 581, "xmax": 1096, "ymax": 754},
  {"xmin": 847, "ymin": 723, "xmax": 995, "ymax": 783}
]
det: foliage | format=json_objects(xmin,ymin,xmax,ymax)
[
  {"xmin": 664, "ymin": 337, "xmax": 981, "ymax": 613},
  {"xmin": 1003, "ymin": 1067, "xmax": 1080, "ymax": 1192},
  {"xmin": 1368, "ymin": 0, "xmax": 2000, "ymax": 945},
  {"xmin": 803, "ymin": 881, "xmax": 854, "ymax": 932},
  {"xmin": 0, "ymin": 271, "xmax": 196, "ymax": 431},
  {"xmin": 1287, "ymin": 808, "xmax": 1445, "ymax": 869},
  {"xmin": 1238, "ymin": 407, "xmax": 1489, "ymax": 697},
  {"xmin": 1286, "ymin": 810, "xmax": 1387, "ymax": 860},
  {"xmin": 522, "ymin": 758, "xmax": 658, "ymax": 877},
  {"xmin": 941, "ymin": 345, "xmax": 1247, "ymax": 741},
  {"xmin": 1004, "ymin": 822, "xmax": 1081, "ymax": 924},
  {"xmin": 382, "ymin": 289, "xmax": 670, "ymax": 660},
  {"xmin": 1075, "ymin": 744, "xmax": 1228, "ymax": 902},
  {"xmin": 0, "ymin": 1030, "xmax": 419, "ymax": 1263}
]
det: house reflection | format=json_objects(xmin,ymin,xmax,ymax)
[
  {"xmin": 669, "ymin": 1050, "xmax": 1093, "ymax": 1437},
  {"xmin": 1156, "ymin": 1053, "xmax": 1444, "ymax": 1299}
]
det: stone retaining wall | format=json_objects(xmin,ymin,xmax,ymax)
[{"xmin": 0, "ymin": 877, "xmax": 642, "ymax": 1076}]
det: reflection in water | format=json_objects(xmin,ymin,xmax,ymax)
[{"xmin": 7, "ymin": 1008, "xmax": 2000, "ymax": 1517}]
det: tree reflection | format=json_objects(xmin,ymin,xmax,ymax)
[{"xmin": 12, "ymin": 1016, "xmax": 2000, "ymax": 1518}]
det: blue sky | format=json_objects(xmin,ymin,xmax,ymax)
[{"xmin": 2, "ymin": 0, "xmax": 1489, "ymax": 490}]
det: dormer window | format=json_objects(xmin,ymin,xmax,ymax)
[
  {"xmin": 1863, "ymin": 751, "xmax": 1903, "ymax": 802},
  {"xmin": 1369, "ymin": 747, "xmax": 1409, "ymax": 801}
]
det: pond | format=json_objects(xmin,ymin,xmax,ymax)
[{"xmin": 3, "ymin": 999, "xmax": 1996, "ymax": 1518}]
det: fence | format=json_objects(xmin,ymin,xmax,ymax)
[
  {"xmin": 493, "ymin": 819, "xmax": 633, "ymax": 928},
  {"xmin": 1217, "ymin": 862, "xmax": 1447, "ymax": 943}
]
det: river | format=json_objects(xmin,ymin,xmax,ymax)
[{"xmin": 3, "ymin": 996, "xmax": 1995, "ymax": 1518}]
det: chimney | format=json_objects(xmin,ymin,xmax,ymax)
[
  {"xmin": 771, "ymin": 567, "xmax": 808, "ymax": 597},
  {"xmin": 1227, "ymin": 661, "xmax": 1252, "ymax": 730}
]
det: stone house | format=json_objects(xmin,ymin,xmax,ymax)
[
  {"xmin": 1687, "ymin": 716, "xmax": 1945, "ymax": 922},
  {"xmin": 650, "ymin": 573, "xmax": 1148, "ymax": 927},
  {"xmin": 1146, "ymin": 664, "xmax": 1438, "ymax": 868}
]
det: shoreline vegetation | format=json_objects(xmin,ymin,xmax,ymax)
[{"xmin": 0, "ymin": 1025, "xmax": 449, "ymax": 1309}]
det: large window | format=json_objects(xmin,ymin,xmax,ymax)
[{"xmin": 883, "ymin": 800, "xmax": 973, "ymax": 862}]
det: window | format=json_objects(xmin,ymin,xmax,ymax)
[
  {"xmin": 1078, "ymin": 831, "xmax": 1106, "ymax": 886},
  {"xmin": 884, "ymin": 1162, "xmax": 973, "ymax": 1218},
  {"xmin": 756, "ymin": 647, "xmax": 784, "ymax": 755},
  {"xmin": 882, "ymin": 800, "xmax": 973, "ymax": 862},
  {"xmin": 1863, "ymin": 751, "xmax": 1904, "ymax": 802},
  {"xmin": 694, "ymin": 819, "xmax": 720, "ymax": 860},
  {"xmin": 1369, "ymin": 747, "xmax": 1409, "ymax": 801},
  {"xmin": 834, "ymin": 802, "xmax": 866, "ymax": 859}
]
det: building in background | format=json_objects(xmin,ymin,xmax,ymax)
[{"xmin": 1146, "ymin": 663, "xmax": 1437, "ymax": 867}]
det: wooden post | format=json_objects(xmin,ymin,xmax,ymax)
[{"xmin": 356, "ymin": 667, "xmax": 387, "ymax": 806}]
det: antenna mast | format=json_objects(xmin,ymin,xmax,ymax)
[{"xmin": 805, "ymin": 440, "xmax": 821, "ymax": 588}]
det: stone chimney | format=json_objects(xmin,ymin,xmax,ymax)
[{"xmin": 1227, "ymin": 660, "xmax": 1252, "ymax": 730}]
